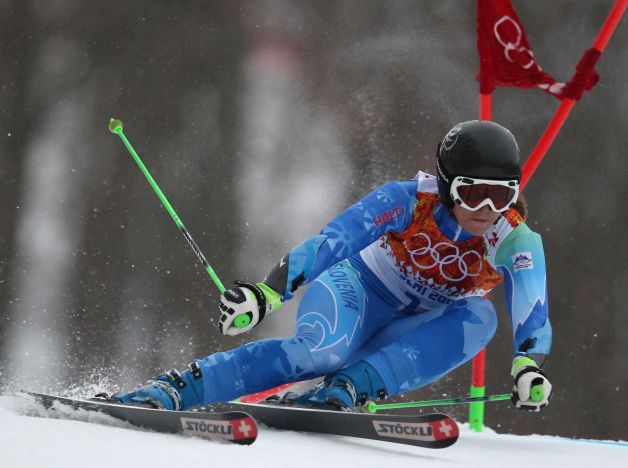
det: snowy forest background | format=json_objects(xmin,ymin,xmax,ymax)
[{"xmin": 0, "ymin": 0, "xmax": 625, "ymax": 442}]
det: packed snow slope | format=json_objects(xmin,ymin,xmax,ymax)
[{"xmin": 1, "ymin": 394, "xmax": 626, "ymax": 468}]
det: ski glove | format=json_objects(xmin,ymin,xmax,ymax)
[
  {"xmin": 219, "ymin": 281, "xmax": 281, "ymax": 336},
  {"xmin": 511, "ymin": 356, "xmax": 552, "ymax": 412}
]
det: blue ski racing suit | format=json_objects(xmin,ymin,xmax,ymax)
[{"xmin": 117, "ymin": 171, "xmax": 551, "ymax": 410}]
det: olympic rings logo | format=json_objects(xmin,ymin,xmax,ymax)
[
  {"xmin": 404, "ymin": 233, "xmax": 482, "ymax": 282},
  {"xmin": 493, "ymin": 16, "xmax": 539, "ymax": 71}
]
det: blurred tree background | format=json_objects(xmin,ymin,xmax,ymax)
[{"xmin": 0, "ymin": 0, "xmax": 625, "ymax": 440}]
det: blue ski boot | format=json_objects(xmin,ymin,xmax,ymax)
[
  {"xmin": 280, "ymin": 361, "xmax": 388, "ymax": 411},
  {"xmin": 110, "ymin": 361, "xmax": 205, "ymax": 411}
]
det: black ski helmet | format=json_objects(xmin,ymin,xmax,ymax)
[{"xmin": 436, "ymin": 120, "xmax": 521, "ymax": 210}]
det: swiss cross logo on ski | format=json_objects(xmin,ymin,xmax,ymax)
[
  {"xmin": 512, "ymin": 252, "xmax": 533, "ymax": 272},
  {"xmin": 430, "ymin": 418, "xmax": 459, "ymax": 440},
  {"xmin": 231, "ymin": 417, "xmax": 257, "ymax": 439}
]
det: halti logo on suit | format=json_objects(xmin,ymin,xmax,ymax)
[{"xmin": 372, "ymin": 206, "xmax": 405, "ymax": 227}]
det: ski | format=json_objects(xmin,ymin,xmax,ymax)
[
  {"xmin": 23, "ymin": 391, "xmax": 257, "ymax": 445},
  {"xmin": 207, "ymin": 401, "xmax": 459, "ymax": 448},
  {"xmin": 23, "ymin": 392, "xmax": 457, "ymax": 448}
]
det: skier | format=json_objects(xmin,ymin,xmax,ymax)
[{"xmin": 113, "ymin": 120, "xmax": 552, "ymax": 413}]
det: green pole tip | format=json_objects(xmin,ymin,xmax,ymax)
[
  {"xmin": 530, "ymin": 385, "xmax": 544, "ymax": 402},
  {"xmin": 109, "ymin": 118, "xmax": 124, "ymax": 134},
  {"xmin": 366, "ymin": 401, "xmax": 377, "ymax": 413},
  {"xmin": 234, "ymin": 314, "xmax": 252, "ymax": 329}
]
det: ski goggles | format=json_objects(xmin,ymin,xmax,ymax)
[{"xmin": 450, "ymin": 176, "xmax": 519, "ymax": 213}]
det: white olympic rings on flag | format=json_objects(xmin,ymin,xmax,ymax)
[
  {"xmin": 493, "ymin": 16, "xmax": 538, "ymax": 70},
  {"xmin": 405, "ymin": 233, "xmax": 482, "ymax": 282}
]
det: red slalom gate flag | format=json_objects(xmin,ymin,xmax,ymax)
[{"xmin": 477, "ymin": 0, "xmax": 575, "ymax": 99}]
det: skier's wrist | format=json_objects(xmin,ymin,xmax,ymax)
[
  {"xmin": 511, "ymin": 355, "xmax": 539, "ymax": 376},
  {"xmin": 257, "ymin": 282, "xmax": 282, "ymax": 313}
]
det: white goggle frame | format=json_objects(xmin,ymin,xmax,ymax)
[{"xmin": 450, "ymin": 176, "xmax": 520, "ymax": 213}]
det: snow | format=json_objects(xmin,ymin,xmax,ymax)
[{"xmin": 1, "ymin": 394, "xmax": 626, "ymax": 468}]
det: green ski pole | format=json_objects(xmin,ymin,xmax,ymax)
[
  {"xmin": 366, "ymin": 393, "xmax": 510, "ymax": 413},
  {"xmin": 366, "ymin": 385, "xmax": 545, "ymax": 413},
  {"xmin": 108, "ymin": 118, "xmax": 251, "ymax": 329}
]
